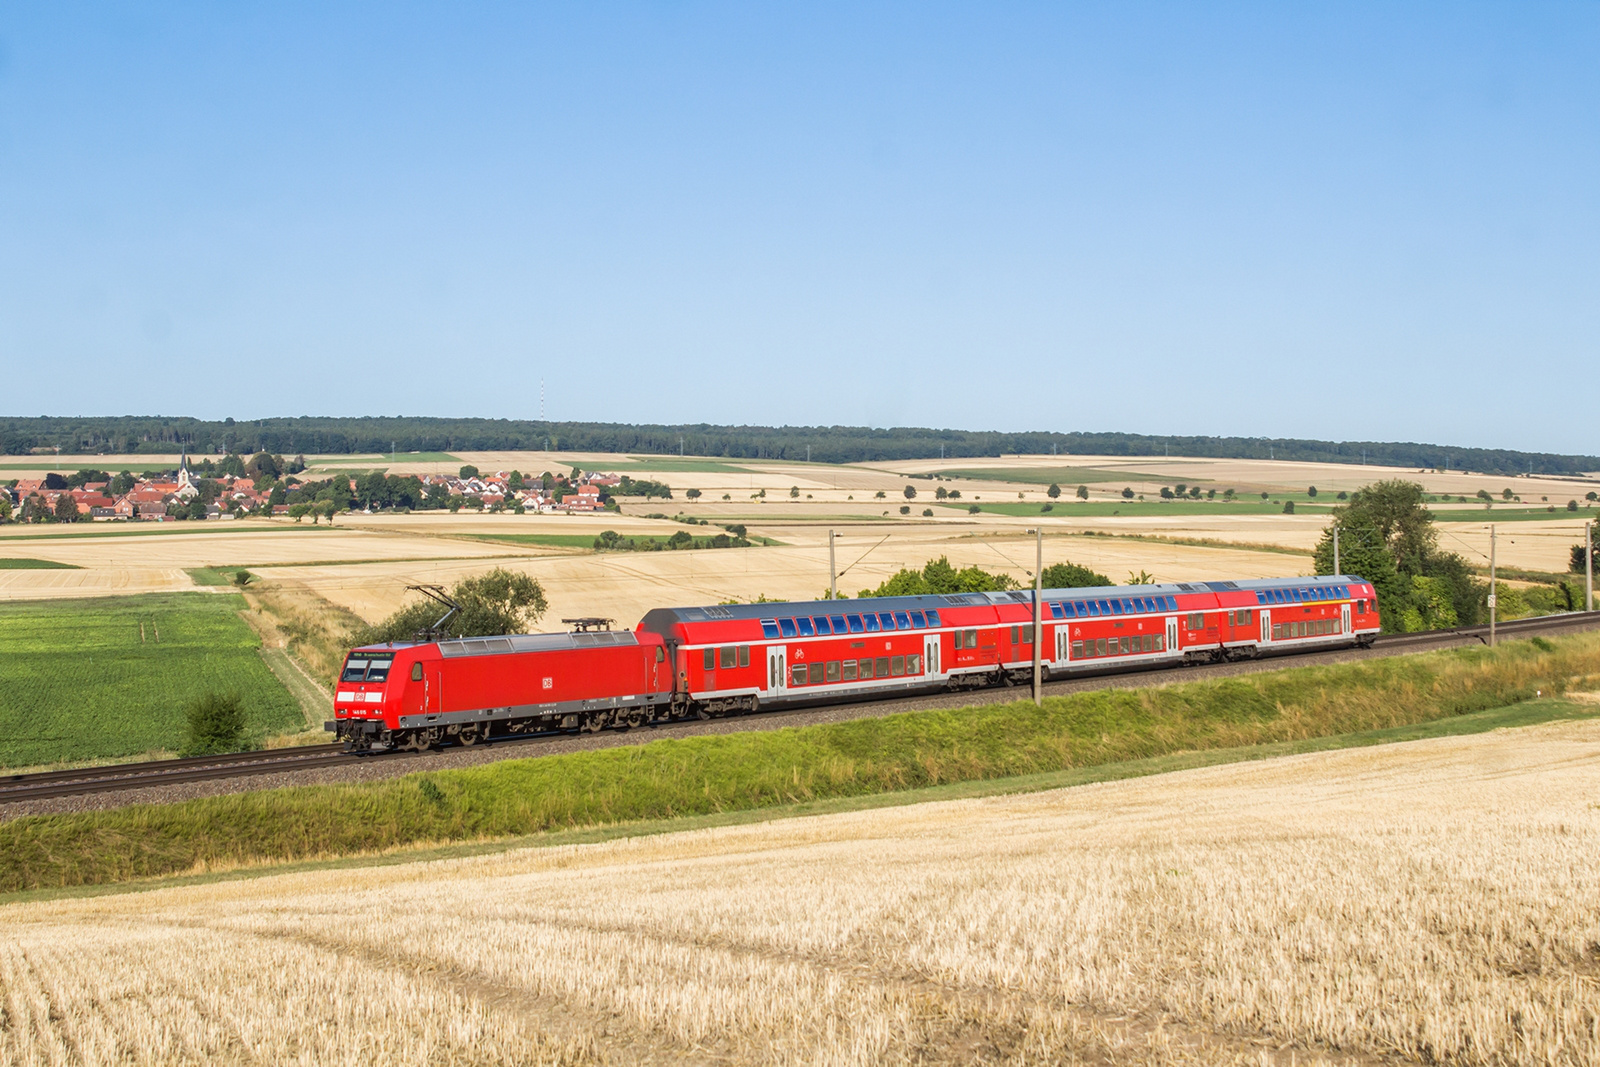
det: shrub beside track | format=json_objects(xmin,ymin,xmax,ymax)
[{"xmin": 4, "ymin": 632, "xmax": 1600, "ymax": 894}]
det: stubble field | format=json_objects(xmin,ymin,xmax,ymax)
[{"xmin": 2, "ymin": 716, "xmax": 1596, "ymax": 1065}]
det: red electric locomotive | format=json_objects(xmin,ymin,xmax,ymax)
[
  {"xmin": 328, "ymin": 627, "xmax": 672, "ymax": 752},
  {"xmin": 328, "ymin": 574, "xmax": 1381, "ymax": 751}
]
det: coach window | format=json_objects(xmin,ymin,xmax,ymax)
[
  {"xmin": 894, "ymin": 612, "xmax": 912, "ymax": 629},
  {"xmin": 1071, "ymin": 641, "xmax": 1084, "ymax": 658},
  {"xmin": 1109, "ymin": 600, "xmax": 1123, "ymax": 615},
  {"xmin": 1076, "ymin": 602, "xmax": 1090, "ymax": 616},
  {"xmin": 830, "ymin": 615, "xmax": 847, "ymax": 633},
  {"xmin": 779, "ymin": 618, "xmax": 798, "ymax": 638},
  {"xmin": 910, "ymin": 611, "xmax": 926, "ymax": 627},
  {"xmin": 1239, "ymin": 609, "xmax": 1253, "ymax": 625},
  {"xmin": 739, "ymin": 645, "xmax": 750, "ymax": 667},
  {"xmin": 720, "ymin": 646, "xmax": 736, "ymax": 669},
  {"xmin": 1356, "ymin": 601, "xmax": 1366, "ymax": 614},
  {"xmin": 812, "ymin": 617, "xmax": 831, "ymax": 635},
  {"xmin": 761, "ymin": 620, "xmax": 781, "ymax": 639},
  {"xmin": 847, "ymin": 614, "xmax": 865, "ymax": 633},
  {"xmin": 1021, "ymin": 625, "xmax": 1033, "ymax": 644},
  {"xmin": 703, "ymin": 648, "xmax": 716, "ymax": 670},
  {"xmin": 825, "ymin": 660, "xmax": 841, "ymax": 682},
  {"xmin": 1095, "ymin": 638, "xmax": 1108, "ymax": 656},
  {"xmin": 842, "ymin": 659, "xmax": 858, "ymax": 680},
  {"xmin": 864, "ymin": 613, "xmax": 880, "ymax": 633},
  {"xmin": 1050, "ymin": 603, "xmax": 1064, "ymax": 619},
  {"xmin": 908, "ymin": 653, "xmax": 921, "ymax": 674},
  {"xmin": 797, "ymin": 617, "xmax": 815, "ymax": 637},
  {"xmin": 808, "ymin": 662, "xmax": 825, "ymax": 684},
  {"xmin": 1010, "ymin": 625, "xmax": 1019, "ymax": 644},
  {"xmin": 1187, "ymin": 613, "xmax": 1204, "ymax": 631},
  {"xmin": 961, "ymin": 629, "xmax": 977, "ymax": 648},
  {"xmin": 790, "ymin": 664, "xmax": 808, "ymax": 686},
  {"xmin": 926, "ymin": 609, "xmax": 941, "ymax": 627},
  {"xmin": 880, "ymin": 612, "xmax": 897, "ymax": 630},
  {"xmin": 890, "ymin": 656, "xmax": 905, "ymax": 676},
  {"xmin": 859, "ymin": 658, "xmax": 874, "ymax": 679},
  {"xmin": 875, "ymin": 656, "xmax": 891, "ymax": 677}
]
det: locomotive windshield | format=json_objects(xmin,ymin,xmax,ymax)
[{"xmin": 341, "ymin": 653, "xmax": 395, "ymax": 683}]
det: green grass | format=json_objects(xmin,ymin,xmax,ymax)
[
  {"xmin": 622, "ymin": 456, "xmax": 758, "ymax": 473},
  {"xmin": 5, "ymin": 631, "xmax": 1599, "ymax": 894},
  {"xmin": 0, "ymin": 558, "xmax": 80, "ymax": 569},
  {"xmin": 184, "ymin": 566, "xmax": 241, "ymax": 586},
  {"xmin": 933, "ymin": 465, "xmax": 1143, "ymax": 485},
  {"xmin": 1434, "ymin": 507, "xmax": 1596, "ymax": 522},
  {"xmin": 453, "ymin": 533, "xmax": 605, "ymax": 549},
  {"xmin": 952, "ymin": 499, "xmax": 1335, "ymax": 517},
  {"xmin": 0, "ymin": 593, "xmax": 304, "ymax": 769}
]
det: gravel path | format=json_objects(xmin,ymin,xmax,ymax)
[{"xmin": 5, "ymin": 620, "xmax": 1593, "ymax": 822}]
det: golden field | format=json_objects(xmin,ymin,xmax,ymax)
[
  {"xmin": 3, "ymin": 452, "xmax": 1595, "ymax": 627},
  {"xmin": 3, "ymin": 716, "xmax": 1597, "ymax": 1065}
]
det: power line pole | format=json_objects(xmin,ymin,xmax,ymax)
[
  {"xmin": 1488, "ymin": 524, "xmax": 1497, "ymax": 647},
  {"xmin": 1587, "ymin": 519, "xmax": 1593, "ymax": 613},
  {"xmin": 1332, "ymin": 526, "xmax": 1340, "ymax": 576},
  {"xmin": 828, "ymin": 530, "xmax": 838, "ymax": 600},
  {"xmin": 1032, "ymin": 527, "xmax": 1043, "ymax": 705}
]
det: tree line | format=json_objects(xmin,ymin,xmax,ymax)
[{"xmin": 2, "ymin": 415, "xmax": 1594, "ymax": 476}]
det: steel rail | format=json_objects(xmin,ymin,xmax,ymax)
[{"xmin": 6, "ymin": 609, "xmax": 1599, "ymax": 804}]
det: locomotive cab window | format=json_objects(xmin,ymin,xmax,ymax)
[{"xmin": 410, "ymin": 662, "xmax": 423, "ymax": 681}]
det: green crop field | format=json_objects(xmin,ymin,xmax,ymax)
[
  {"xmin": 0, "ymin": 558, "xmax": 80, "ymax": 569},
  {"xmin": 621, "ymin": 456, "xmax": 759, "ymax": 473},
  {"xmin": 947, "ymin": 499, "xmax": 1335, "ymax": 518},
  {"xmin": 932, "ymin": 465, "xmax": 1142, "ymax": 485},
  {"xmin": 0, "ymin": 593, "xmax": 303, "ymax": 768}
]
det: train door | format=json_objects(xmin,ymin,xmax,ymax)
[
  {"xmin": 1056, "ymin": 627, "xmax": 1069, "ymax": 665},
  {"xmin": 767, "ymin": 645, "xmax": 786, "ymax": 695},
  {"xmin": 924, "ymin": 634, "xmax": 941, "ymax": 679},
  {"xmin": 1165, "ymin": 616, "xmax": 1179, "ymax": 654},
  {"xmin": 1260, "ymin": 610, "xmax": 1272, "ymax": 645},
  {"xmin": 1341, "ymin": 603, "xmax": 1351, "ymax": 635}
]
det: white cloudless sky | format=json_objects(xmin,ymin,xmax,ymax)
[{"xmin": 1, "ymin": 3, "xmax": 1595, "ymax": 452}]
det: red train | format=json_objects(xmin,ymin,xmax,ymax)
[{"xmin": 328, "ymin": 575, "xmax": 1381, "ymax": 752}]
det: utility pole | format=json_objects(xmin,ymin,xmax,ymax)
[
  {"xmin": 1488, "ymin": 524, "xmax": 1497, "ymax": 647},
  {"xmin": 1332, "ymin": 526, "xmax": 1340, "ymax": 576},
  {"xmin": 1587, "ymin": 520, "xmax": 1593, "ymax": 613},
  {"xmin": 1032, "ymin": 527, "xmax": 1043, "ymax": 705},
  {"xmin": 828, "ymin": 530, "xmax": 838, "ymax": 600}
]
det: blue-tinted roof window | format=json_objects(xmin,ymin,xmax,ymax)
[
  {"xmin": 864, "ymin": 613, "xmax": 880, "ymax": 632},
  {"xmin": 1110, "ymin": 600, "xmax": 1124, "ymax": 615},
  {"xmin": 909, "ymin": 611, "xmax": 926, "ymax": 627},
  {"xmin": 1050, "ymin": 602, "xmax": 1064, "ymax": 619},
  {"xmin": 1086, "ymin": 601, "xmax": 1100, "ymax": 616},
  {"xmin": 879, "ymin": 612, "xmax": 897, "ymax": 631},
  {"xmin": 778, "ymin": 618, "xmax": 797, "ymax": 638},
  {"xmin": 847, "ymin": 614, "xmax": 864, "ymax": 633},
  {"xmin": 926, "ymin": 609, "xmax": 941, "ymax": 627},
  {"xmin": 830, "ymin": 615, "xmax": 847, "ymax": 633},
  {"xmin": 811, "ymin": 617, "xmax": 830, "ymax": 635},
  {"xmin": 797, "ymin": 617, "xmax": 815, "ymax": 637},
  {"xmin": 761, "ymin": 620, "xmax": 781, "ymax": 639}
]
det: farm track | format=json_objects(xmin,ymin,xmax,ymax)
[{"xmin": 6, "ymin": 609, "xmax": 1599, "ymax": 806}]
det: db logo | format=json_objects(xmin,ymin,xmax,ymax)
[{"xmin": 542, "ymin": 677, "xmax": 554, "ymax": 689}]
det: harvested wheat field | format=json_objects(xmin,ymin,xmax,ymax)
[{"xmin": 4, "ymin": 718, "xmax": 1598, "ymax": 1065}]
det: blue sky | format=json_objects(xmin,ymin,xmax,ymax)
[{"xmin": 1, "ymin": 3, "xmax": 1595, "ymax": 452}]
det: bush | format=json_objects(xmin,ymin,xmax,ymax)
[{"xmin": 181, "ymin": 693, "xmax": 250, "ymax": 756}]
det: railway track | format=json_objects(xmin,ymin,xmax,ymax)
[{"xmin": 6, "ymin": 609, "xmax": 1599, "ymax": 805}]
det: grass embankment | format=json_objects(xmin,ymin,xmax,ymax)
[
  {"xmin": 0, "ymin": 557, "xmax": 80, "ymax": 569},
  {"xmin": 4, "ymin": 633, "xmax": 1600, "ymax": 894},
  {"xmin": 0, "ymin": 593, "xmax": 304, "ymax": 768}
]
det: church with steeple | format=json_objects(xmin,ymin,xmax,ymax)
[{"xmin": 174, "ymin": 450, "xmax": 199, "ymax": 501}]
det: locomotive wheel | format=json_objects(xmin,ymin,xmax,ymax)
[
  {"xmin": 457, "ymin": 724, "xmax": 481, "ymax": 746},
  {"xmin": 411, "ymin": 730, "xmax": 436, "ymax": 752}
]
